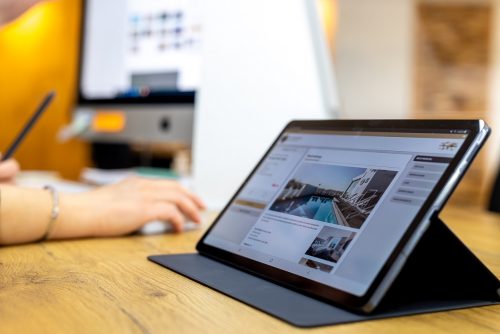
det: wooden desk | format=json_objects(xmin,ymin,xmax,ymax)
[{"xmin": 1, "ymin": 207, "xmax": 499, "ymax": 333}]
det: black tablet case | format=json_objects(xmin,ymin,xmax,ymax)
[{"xmin": 148, "ymin": 217, "xmax": 500, "ymax": 328}]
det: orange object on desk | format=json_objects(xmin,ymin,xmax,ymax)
[{"xmin": 92, "ymin": 111, "xmax": 127, "ymax": 133}]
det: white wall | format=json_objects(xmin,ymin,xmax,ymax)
[
  {"xmin": 193, "ymin": 0, "xmax": 337, "ymax": 209},
  {"xmin": 335, "ymin": 0, "xmax": 414, "ymax": 119}
]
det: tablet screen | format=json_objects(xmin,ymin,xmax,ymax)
[{"xmin": 202, "ymin": 128, "xmax": 469, "ymax": 297}]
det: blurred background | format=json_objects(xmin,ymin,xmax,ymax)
[{"xmin": 0, "ymin": 0, "xmax": 498, "ymax": 210}]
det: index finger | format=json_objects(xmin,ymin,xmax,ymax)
[{"xmin": 156, "ymin": 180, "xmax": 206, "ymax": 210}]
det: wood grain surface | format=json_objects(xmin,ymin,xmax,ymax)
[{"xmin": 0, "ymin": 207, "xmax": 499, "ymax": 334}]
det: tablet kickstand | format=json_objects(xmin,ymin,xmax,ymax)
[{"xmin": 148, "ymin": 217, "xmax": 500, "ymax": 328}]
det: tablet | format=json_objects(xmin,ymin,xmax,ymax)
[{"xmin": 197, "ymin": 120, "xmax": 490, "ymax": 312}]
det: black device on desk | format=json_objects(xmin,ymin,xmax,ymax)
[
  {"xmin": 2, "ymin": 92, "xmax": 55, "ymax": 161},
  {"xmin": 150, "ymin": 120, "xmax": 500, "ymax": 327}
]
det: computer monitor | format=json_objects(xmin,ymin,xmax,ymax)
[{"xmin": 75, "ymin": 0, "xmax": 202, "ymax": 145}]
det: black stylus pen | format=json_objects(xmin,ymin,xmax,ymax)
[{"xmin": 1, "ymin": 91, "xmax": 56, "ymax": 161}]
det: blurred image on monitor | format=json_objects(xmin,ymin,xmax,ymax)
[{"xmin": 79, "ymin": 0, "xmax": 202, "ymax": 104}]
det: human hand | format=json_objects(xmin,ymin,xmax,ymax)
[
  {"xmin": 59, "ymin": 177, "xmax": 206, "ymax": 238},
  {"xmin": 0, "ymin": 0, "xmax": 42, "ymax": 26},
  {"xmin": 0, "ymin": 154, "xmax": 20, "ymax": 183}
]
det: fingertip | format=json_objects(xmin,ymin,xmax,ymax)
[
  {"xmin": 180, "ymin": 187, "xmax": 206, "ymax": 210},
  {"xmin": 0, "ymin": 158, "xmax": 20, "ymax": 181},
  {"xmin": 10, "ymin": 159, "xmax": 20, "ymax": 171},
  {"xmin": 192, "ymin": 213, "xmax": 202, "ymax": 224},
  {"xmin": 194, "ymin": 196, "xmax": 207, "ymax": 210},
  {"xmin": 169, "ymin": 216, "xmax": 184, "ymax": 233},
  {"xmin": 166, "ymin": 217, "xmax": 182, "ymax": 233},
  {"xmin": 152, "ymin": 202, "xmax": 186, "ymax": 233}
]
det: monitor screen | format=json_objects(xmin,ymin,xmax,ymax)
[{"xmin": 78, "ymin": 0, "xmax": 202, "ymax": 104}]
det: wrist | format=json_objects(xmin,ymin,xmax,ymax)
[{"xmin": 52, "ymin": 193, "xmax": 98, "ymax": 239}]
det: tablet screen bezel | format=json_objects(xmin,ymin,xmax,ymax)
[{"xmin": 196, "ymin": 119, "xmax": 485, "ymax": 310}]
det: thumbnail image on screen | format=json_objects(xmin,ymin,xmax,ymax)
[{"xmin": 299, "ymin": 226, "xmax": 356, "ymax": 273}]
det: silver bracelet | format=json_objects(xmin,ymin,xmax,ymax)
[{"xmin": 42, "ymin": 185, "xmax": 60, "ymax": 241}]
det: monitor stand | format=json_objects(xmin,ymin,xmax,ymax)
[{"xmin": 148, "ymin": 217, "xmax": 500, "ymax": 328}]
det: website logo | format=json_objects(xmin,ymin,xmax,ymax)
[{"xmin": 439, "ymin": 142, "xmax": 458, "ymax": 151}]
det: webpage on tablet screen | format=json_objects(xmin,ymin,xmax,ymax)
[{"xmin": 204, "ymin": 130, "xmax": 466, "ymax": 296}]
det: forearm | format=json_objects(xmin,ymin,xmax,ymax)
[
  {"xmin": 0, "ymin": 186, "xmax": 94, "ymax": 245},
  {"xmin": 0, "ymin": 177, "xmax": 205, "ymax": 245}
]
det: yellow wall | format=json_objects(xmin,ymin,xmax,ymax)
[
  {"xmin": 318, "ymin": 0, "xmax": 337, "ymax": 54},
  {"xmin": 0, "ymin": 0, "xmax": 89, "ymax": 179}
]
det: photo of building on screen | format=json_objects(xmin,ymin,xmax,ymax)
[
  {"xmin": 304, "ymin": 226, "xmax": 356, "ymax": 264},
  {"xmin": 269, "ymin": 163, "xmax": 397, "ymax": 228}
]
